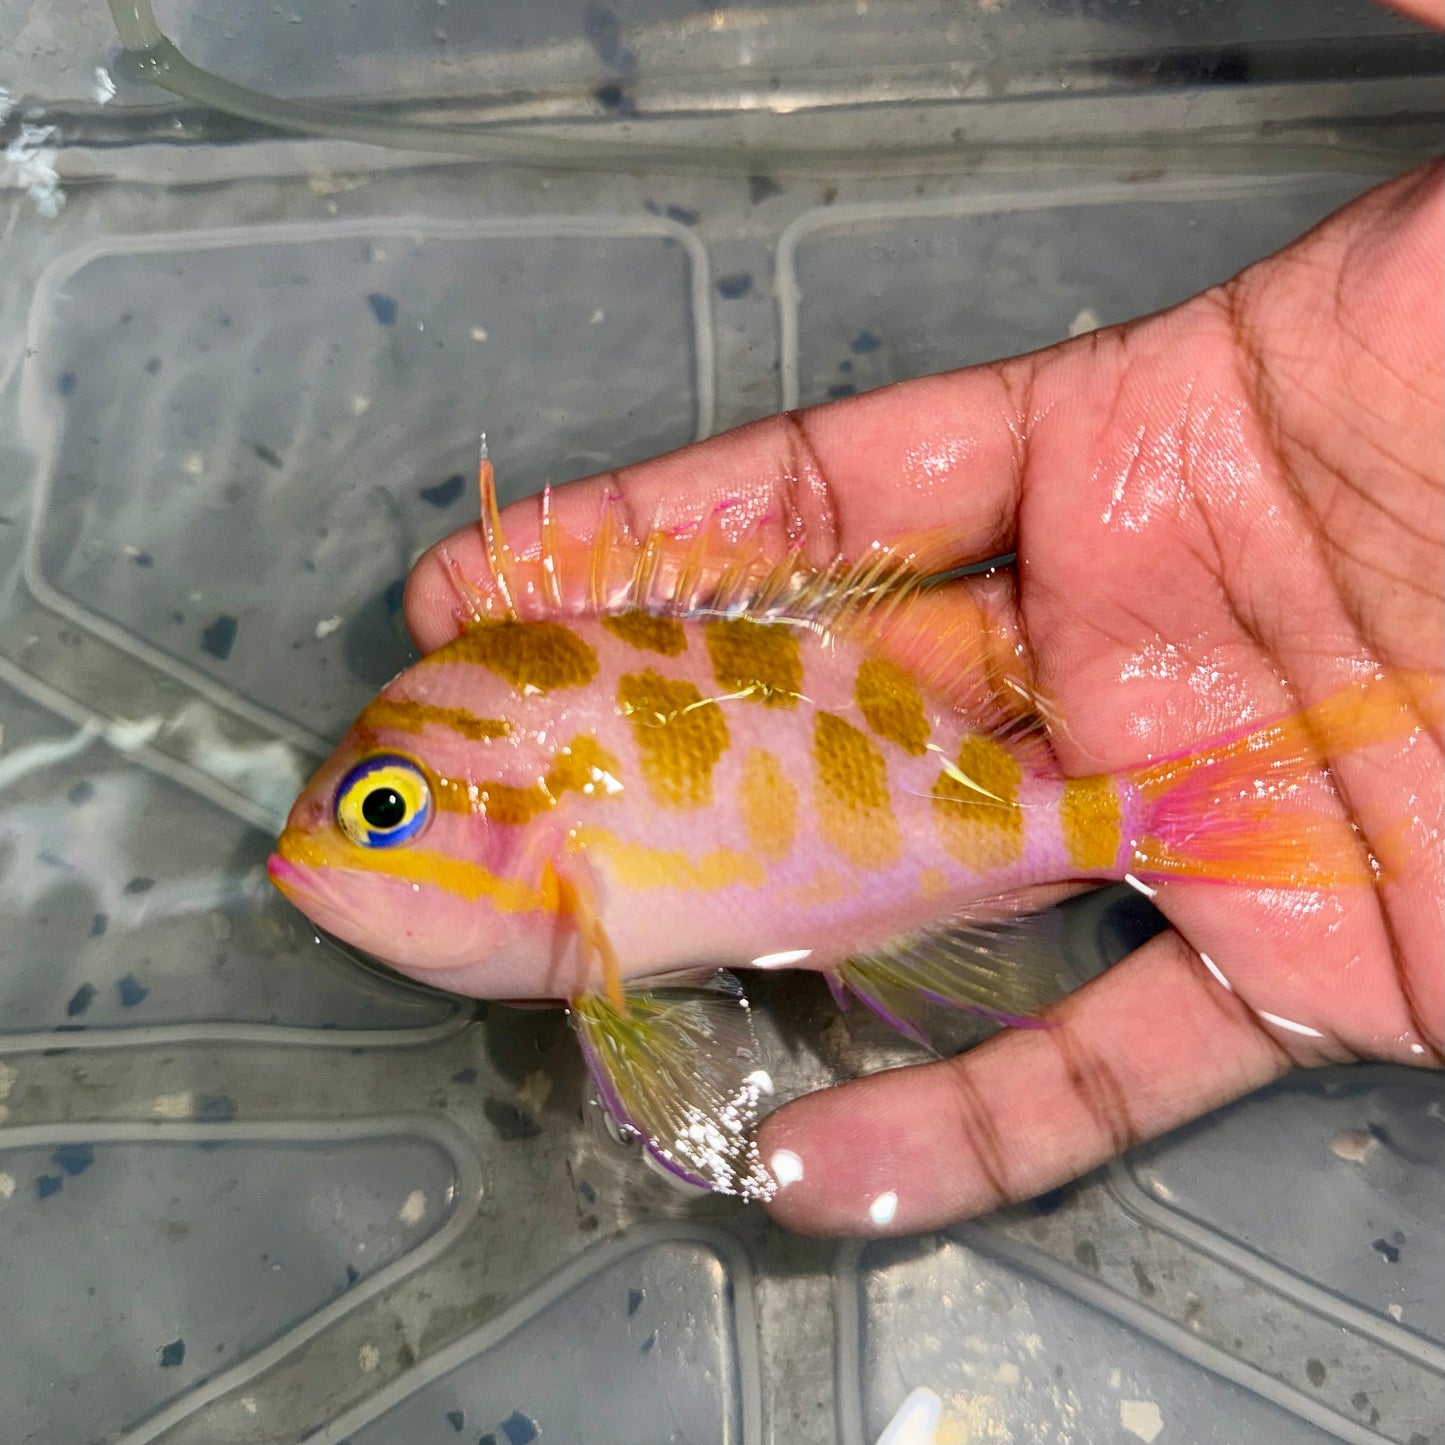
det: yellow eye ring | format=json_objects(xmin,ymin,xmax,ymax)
[{"xmin": 335, "ymin": 755, "xmax": 432, "ymax": 848}]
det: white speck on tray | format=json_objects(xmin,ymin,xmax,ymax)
[
  {"xmin": 470, "ymin": 326, "xmax": 489, "ymax": 342},
  {"xmin": 350, "ymin": 395, "xmax": 371, "ymax": 416},
  {"xmin": 399, "ymin": 1189, "xmax": 427, "ymax": 1224},
  {"xmin": 590, "ymin": 308, "xmax": 605, "ymax": 324},
  {"xmin": 153, "ymin": 1091, "xmax": 194, "ymax": 1119},
  {"xmin": 991, "ymin": 1361, "xmax": 1020, "ymax": 1385},
  {"xmin": 1108, "ymin": 1368, "xmax": 1122, "ymax": 1390},
  {"xmin": 182, "ymin": 451, "xmax": 206, "ymax": 476},
  {"xmin": 315, "ymin": 616, "xmax": 343, "ymax": 640},
  {"xmin": 1119, "ymin": 1399, "xmax": 1163, "ymax": 1442},
  {"xmin": 358, "ymin": 1342, "xmax": 380, "ymax": 1372},
  {"xmin": 1388, "ymin": 1303, "xmax": 1404, "ymax": 1322},
  {"xmin": 93, "ymin": 67, "xmax": 117, "ymax": 104},
  {"xmin": 1329, "ymin": 1128, "xmax": 1376, "ymax": 1163},
  {"xmin": 0, "ymin": 1172, "xmax": 15, "ymax": 1200},
  {"xmin": 240, "ymin": 1397, "xmax": 258, "ymax": 1415},
  {"xmin": 1068, "ymin": 306, "xmax": 1101, "ymax": 338}
]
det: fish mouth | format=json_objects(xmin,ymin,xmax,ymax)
[{"xmin": 267, "ymin": 853, "xmax": 305, "ymax": 897}]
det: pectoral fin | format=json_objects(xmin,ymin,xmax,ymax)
[{"xmin": 569, "ymin": 972, "xmax": 775, "ymax": 1200}]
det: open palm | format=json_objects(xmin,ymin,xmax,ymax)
[{"xmin": 405, "ymin": 161, "xmax": 1443, "ymax": 1235}]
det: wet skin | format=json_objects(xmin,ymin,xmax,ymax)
[{"xmin": 404, "ymin": 153, "xmax": 1444, "ymax": 1236}]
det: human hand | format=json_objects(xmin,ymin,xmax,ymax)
[{"xmin": 404, "ymin": 157, "xmax": 1442, "ymax": 1235}]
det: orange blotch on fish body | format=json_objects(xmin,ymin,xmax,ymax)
[
  {"xmin": 443, "ymin": 618, "xmax": 598, "ymax": 693},
  {"xmin": 1060, "ymin": 775, "xmax": 1122, "ymax": 869},
  {"xmin": 357, "ymin": 697, "xmax": 511, "ymax": 742},
  {"xmin": 918, "ymin": 866, "xmax": 949, "ymax": 900},
  {"xmin": 738, "ymin": 748, "xmax": 798, "ymax": 861},
  {"xmin": 617, "ymin": 669, "xmax": 730, "ymax": 809},
  {"xmin": 855, "ymin": 657, "xmax": 930, "ymax": 756},
  {"xmin": 457, "ymin": 735, "xmax": 624, "ymax": 825},
  {"xmin": 813, "ymin": 711, "xmax": 901, "ymax": 871},
  {"xmin": 933, "ymin": 733, "xmax": 1024, "ymax": 871},
  {"xmin": 574, "ymin": 826, "xmax": 765, "ymax": 891},
  {"xmin": 785, "ymin": 868, "xmax": 850, "ymax": 908},
  {"xmin": 600, "ymin": 610, "xmax": 688, "ymax": 657},
  {"xmin": 705, "ymin": 617, "xmax": 803, "ymax": 707}
]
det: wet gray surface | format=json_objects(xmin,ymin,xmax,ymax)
[{"xmin": 1, "ymin": 3, "xmax": 1442, "ymax": 1441}]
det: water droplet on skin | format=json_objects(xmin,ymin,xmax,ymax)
[
  {"xmin": 769, "ymin": 1149, "xmax": 804, "ymax": 1187},
  {"xmin": 868, "ymin": 1190, "xmax": 899, "ymax": 1226}
]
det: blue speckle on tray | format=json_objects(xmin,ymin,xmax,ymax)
[
  {"xmin": 36, "ymin": 1174, "xmax": 64, "ymax": 1200},
  {"xmin": 159, "ymin": 1339, "xmax": 186, "ymax": 1368},
  {"xmin": 123, "ymin": 876, "xmax": 156, "ymax": 895},
  {"xmin": 445, "ymin": 1410, "xmax": 465, "ymax": 1433},
  {"xmin": 58, "ymin": 371, "xmax": 78, "ymax": 396},
  {"xmin": 748, "ymin": 173, "xmax": 784, "ymax": 205},
  {"xmin": 421, "ymin": 473, "xmax": 466, "ymax": 509},
  {"xmin": 479, "ymin": 1435, "xmax": 496, "ymax": 1445},
  {"xmin": 627, "ymin": 1286, "xmax": 643, "ymax": 1316},
  {"xmin": 383, "ymin": 578, "xmax": 406, "ymax": 614},
  {"xmin": 66, "ymin": 983, "xmax": 97, "ymax": 1018},
  {"xmin": 52, "ymin": 1143, "xmax": 95, "ymax": 1177},
  {"xmin": 594, "ymin": 82, "xmax": 636, "ymax": 115},
  {"xmin": 252, "ymin": 442, "xmax": 285, "ymax": 471},
  {"xmin": 130, "ymin": 551, "xmax": 154, "ymax": 567},
  {"xmin": 1030, "ymin": 1185, "xmax": 1071, "ymax": 1215},
  {"xmin": 664, "ymin": 204, "xmax": 698, "ymax": 226},
  {"xmin": 117, "ymin": 974, "xmax": 150, "ymax": 1008},
  {"xmin": 345, "ymin": 1264, "xmax": 361, "ymax": 1286},
  {"xmin": 196, "ymin": 1093, "xmax": 238, "ymax": 1122},
  {"xmin": 39, "ymin": 849, "xmax": 72, "ymax": 870},
  {"xmin": 201, "ymin": 615, "xmax": 239, "ymax": 661},
  {"xmin": 576, "ymin": 1177, "xmax": 596, "ymax": 1204},
  {"xmin": 145, "ymin": 356, "xmax": 162, "ymax": 375},
  {"xmin": 451, "ymin": 1067, "xmax": 478, "ymax": 1085},
  {"xmin": 366, "ymin": 292, "xmax": 398, "ymax": 326},
  {"xmin": 850, "ymin": 330, "xmax": 882, "ymax": 354},
  {"xmin": 826, "ymin": 384, "xmax": 857, "ymax": 399},
  {"xmin": 1371, "ymin": 1236, "xmax": 1401, "ymax": 1263},
  {"xmin": 499, "ymin": 1411, "xmax": 538, "ymax": 1445},
  {"xmin": 716, "ymin": 271, "xmax": 753, "ymax": 300},
  {"xmin": 67, "ymin": 780, "xmax": 95, "ymax": 806},
  {"xmin": 583, "ymin": 2, "xmax": 637, "ymax": 73},
  {"xmin": 640, "ymin": 1330, "xmax": 656, "ymax": 1355},
  {"xmin": 89, "ymin": 912, "xmax": 109, "ymax": 938}
]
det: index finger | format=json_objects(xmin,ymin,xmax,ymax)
[{"xmin": 403, "ymin": 366, "xmax": 1027, "ymax": 654}]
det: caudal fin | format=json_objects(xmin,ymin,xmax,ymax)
[{"xmin": 1127, "ymin": 671, "xmax": 1440, "ymax": 888}]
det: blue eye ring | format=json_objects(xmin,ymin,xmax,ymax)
[{"xmin": 335, "ymin": 754, "xmax": 432, "ymax": 848}]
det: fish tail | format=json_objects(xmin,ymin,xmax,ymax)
[{"xmin": 1126, "ymin": 670, "xmax": 1440, "ymax": 888}]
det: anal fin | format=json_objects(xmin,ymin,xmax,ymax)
[
  {"xmin": 836, "ymin": 895, "xmax": 1073, "ymax": 1050},
  {"xmin": 570, "ymin": 972, "xmax": 775, "ymax": 1200}
]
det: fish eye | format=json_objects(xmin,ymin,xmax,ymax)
[{"xmin": 335, "ymin": 755, "xmax": 432, "ymax": 848}]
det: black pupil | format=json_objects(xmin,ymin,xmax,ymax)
[{"xmin": 361, "ymin": 787, "xmax": 407, "ymax": 830}]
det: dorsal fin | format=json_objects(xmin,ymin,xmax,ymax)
[{"xmin": 452, "ymin": 445, "xmax": 1052, "ymax": 746}]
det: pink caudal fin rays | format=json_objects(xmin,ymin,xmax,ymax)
[
  {"xmin": 1126, "ymin": 670, "xmax": 1442, "ymax": 889},
  {"xmin": 569, "ymin": 973, "xmax": 776, "ymax": 1200}
]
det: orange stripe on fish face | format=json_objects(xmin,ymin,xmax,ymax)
[
  {"xmin": 813, "ymin": 711, "xmax": 901, "ymax": 870},
  {"xmin": 436, "ymin": 618, "xmax": 598, "ymax": 693},
  {"xmin": 600, "ymin": 611, "xmax": 688, "ymax": 657},
  {"xmin": 433, "ymin": 735, "xmax": 624, "ymax": 825},
  {"xmin": 705, "ymin": 618, "xmax": 803, "ymax": 707},
  {"xmin": 855, "ymin": 658, "xmax": 930, "ymax": 756},
  {"xmin": 357, "ymin": 698, "xmax": 511, "ymax": 742},
  {"xmin": 738, "ymin": 748, "xmax": 797, "ymax": 861},
  {"xmin": 275, "ymin": 826, "xmax": 558, "ymax": 912},
  {"xmin": 573, "ymin": 826, "xmax": 765, "ymax": 890},
  {"xmin": 617, "ymin": 669, "xmax": 729, "ymax": 809},
  {"xmin": 933, "ymin": 734, "xmax": 1023, "ymax": 871},
  {"xmin": 1060, "ymin": 775, "xmax": 1122, "ymax": 869}
]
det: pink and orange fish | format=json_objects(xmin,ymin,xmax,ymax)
[{"xmin": 269, "ymin": 451, "xmax": 1426, "ymax": 1198}]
